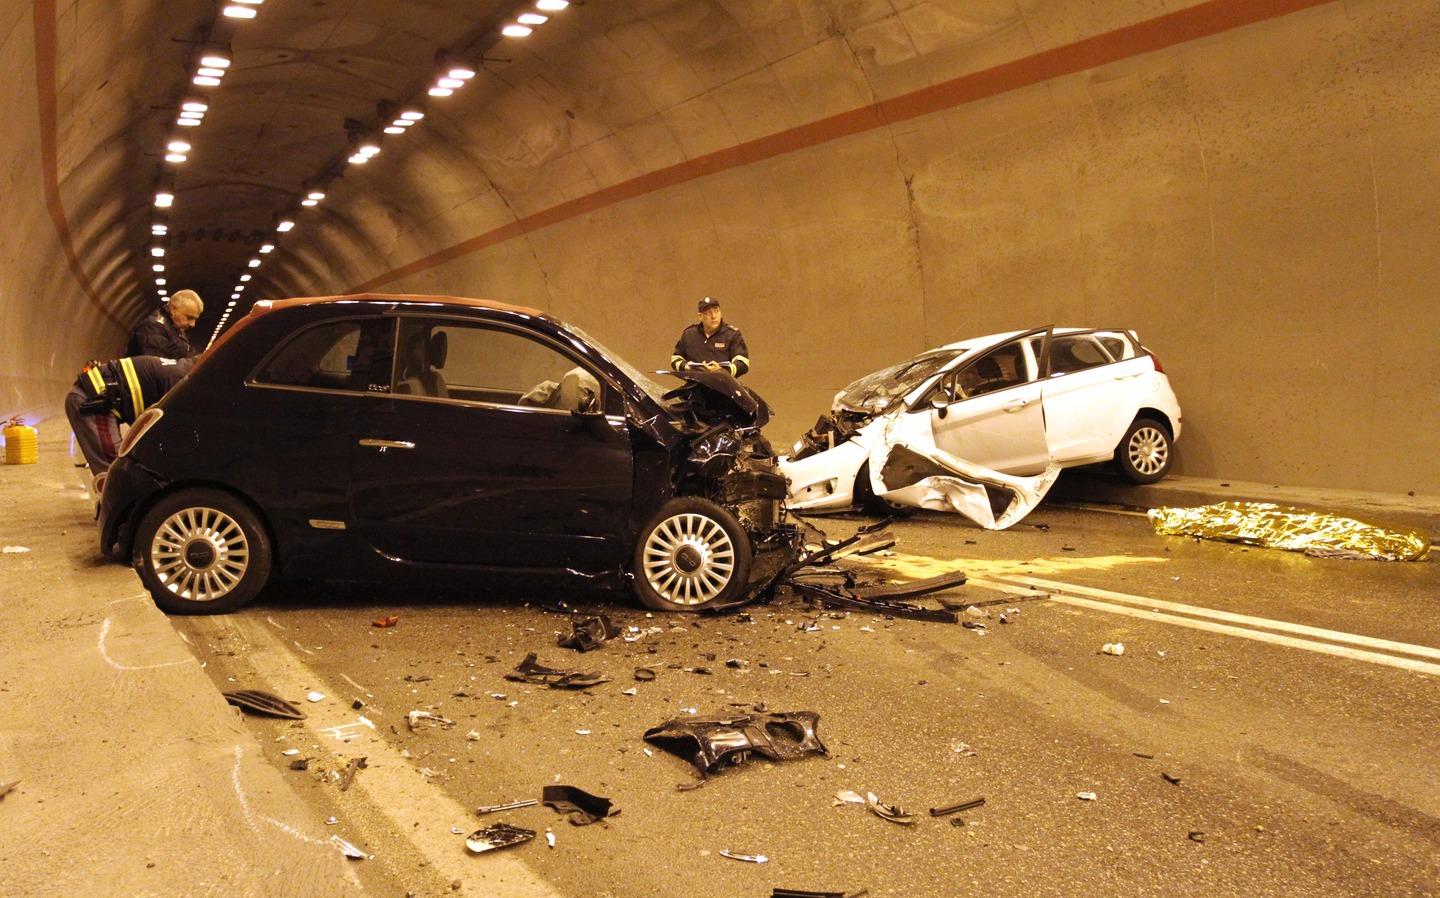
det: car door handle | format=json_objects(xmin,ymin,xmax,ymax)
[
  {"xmin": 1113, "ymin": 372, "xmax": 1143, "ymax": 380},
  {"xmin": 359, "ymin": 438, "xmax": 415, "ymax": 452},
  {"xmin": 1003, "ymin": 399, "xmax": 1029, "ymax": 412}
]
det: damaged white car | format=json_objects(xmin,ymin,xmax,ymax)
[{"xmin": 778, "ymin": 327, "xmax": 1183, "ymax": 528}]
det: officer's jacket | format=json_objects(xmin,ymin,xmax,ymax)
[
  {"xmin": 671, "ymin": 322, "xmax": 750, "ymax": 377},
  {"xmin": 127, "ymin": 310, "xmax": 195, "ymax": 359},
  {"xmin": 74, "ymin": 356, "xmax": 192, "ymax": 425}
]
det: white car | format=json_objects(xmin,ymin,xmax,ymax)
[{"xmin": 779, "ymin": 326, "xmax": 1182, "ymax": 527}]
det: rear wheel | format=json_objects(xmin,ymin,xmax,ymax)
[
  {"xmin": 632, "ymin": 497, "xmax": 752, "ymax": 612},
  {"xmin": 133, "ymin": 489, "xmax": 272, "ymax": 614},
  {"xmin": 853, "ymin": 461, "xmax": 908, "ymax": 516},
  {"xmin": 1115, "ymin": 417, "xmax": 1172, "ymax": 484}
]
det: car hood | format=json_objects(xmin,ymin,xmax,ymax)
[{"xmin": 662, "ymin": 369, "xmax": 771, "ymax": 429}]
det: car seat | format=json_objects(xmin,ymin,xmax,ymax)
[{"xmin": 396, "ymin": 330, "xmax": 448, "ymax": 398}]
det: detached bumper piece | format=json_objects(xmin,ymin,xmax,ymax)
[
  {"xmin": 504, "ymin": 653, "xmax": 609, "ymax": 689},
  {"xmin": 643, "ymin": 711, "xmax": 828, "ymax": 776},
  {"xmin": 542, "ymin": 785, "xmax": 617, "ymax": 825},
  {"xmin": 556, "ymin": 614, "xmax": 620, "ymax": 652},
  {"xmin": 222, "ymin": 689, "xmax": 306, "ymax": 719}
]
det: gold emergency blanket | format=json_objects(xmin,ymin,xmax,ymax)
[{"xmin": 1148, "ymin": 501, "xmax": 1430, "ymax": 562}]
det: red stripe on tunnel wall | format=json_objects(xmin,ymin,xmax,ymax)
[
  {"xmin": 349, "ymin": 0, "xmax": 1338, "ymax": 293},
  {"xmin": 33, "ymin": 0, "xmax": 126, "ymax": 331}
]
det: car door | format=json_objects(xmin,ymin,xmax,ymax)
[
  {"xmin": 1037, "ymin": 329, "xmax": 1152, "ymax": 464},
  {"xmin": 924, "ymin": 331, "xmax": 1051, "ymax": 475},
  {"xmin": 348, "ymin": 314, "xmax": 634, "ymax": 572},
  {"xmin": 238, "ymin": 315, "xmax": 396, "ymax": 575}
]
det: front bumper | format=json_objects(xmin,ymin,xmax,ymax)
[{"xmin": 98, "ymin": 457, "xmax": 165, "ymax": 560}]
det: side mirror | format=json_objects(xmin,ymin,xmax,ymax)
[{"xmin": 930, "ymin": 394, "xmax": 949, "ymax": 419}]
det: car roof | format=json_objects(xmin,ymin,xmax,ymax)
[
  {"xmin": 932, "ymin": 326, "xmax": 1102, "ymax": 353},
  {"xmin": 254, "ymin": 293, "xmax": 545, "ymax": 318}
]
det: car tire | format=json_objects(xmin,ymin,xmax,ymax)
[
  {"xmin": 1115, "ymin": 417, "xmax": 1173, "ymax": 484},
  {"xmin": 852, "ymin": 461, "xmax": 909, "ymax": 516},
  {"xmin": 133, "ymin": 489, "xmax": 273, "ymax": 614},
  {"xmin": 632, "ymin": 497, "xmax": 753, "ymax": 612}
]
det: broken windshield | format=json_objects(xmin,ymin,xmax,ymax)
[
  {"xmin": 561, "ymin": 321, "xmax": 673, "ymax": 406},
  {"xmin": 837, "ymin": 349, "xmax": 963, "ymax": 411}
]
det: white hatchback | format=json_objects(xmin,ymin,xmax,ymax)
[{"xmin": 780, "ymin": 326, "xmax": 1183, "ymax": 520}]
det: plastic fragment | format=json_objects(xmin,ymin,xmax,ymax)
[
  {"xmin": 865, "ymin": 792, "xmax": 915, "ymax": 824},
  {"xmin": 281, "ymin": 748, "xmax": 300, "ymax": 756},
  {"xmin": 465, "ymin": 823, "xmax": 535, "ymax": 853},
  {"xmin": 331, "ymin": 835, "xmax": 366, "ymax": 859},
  {"xmin": 0, "ymin": 780, "xmax": 18, "ymax": 799},
  {"xmin": 834, "ymin": 790, "xmax": 865, "ymax": 805},
  {"xmin": 222, "ymin": 690, "xmax": 306, "ymax": 720},
  {"xmin": 719, "ymin": 849, "xmax": 767, "ymax": 863},
  {"xmin": 557, "ymin": 614, "xmax": 619, "ymax": 652},
  {"xmin": 2, "ymin": 546, "xmax": 30, "ymax": 554},
  {"xmin": 1101, "ymin": 643, "xmax": 1125, "ymax": 656},
  {"xmin": 1188, "ymin": 830, "xmax": 1206, "ymax": 844},
  {"xmin": 306, "ymin": 691, "xmax": 326, "ymax": 702},
  {"xmin": 1076, "ymin": 791, "xmax": 1098, "ymax": 801},
  {"xmin": 546, "ymin": 829, "xmax": 555, "ymax": 848},
  {"xmin": 542, "ymin": 784, "xmax": 616, "ymax": 825},
  {"xmin": 505, "ymin": 653, "xmax": 608, "ymax": 689},
  {"xmin": 1162, "ymin": 772, "xmax": 1182, "ymax": 785},
  {"xmin": 372, "ymin": 614, "xmax": 399, "ymax": 628},
  {"xmin": 407, "ymin": 710, "xmax": 455, "ymax": 730}
]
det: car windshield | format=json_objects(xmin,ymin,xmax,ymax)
[
  {"xmin": 837, "ymin": 349, "xmax": 963, "ymax": 409},
  {"xmin": 561, "ymin": 321, "xmax": 674, "ymax": 406}
]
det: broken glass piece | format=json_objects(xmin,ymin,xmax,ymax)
[
  {"xmin": 505, "ymin": 653, "xmax": 608, "ymax": 689},
  {"xmin": 865, "ymin": 792, "xmax": 915, "ymax": 824},
  {"xmin": 542, "ymin": 785, "xmax": 616, "ymax": 825},
  {"xmin": 557, "ymin": 614, "xmax": 620, "ymax": 652},
  {"xmin": 465, "ymin": 823, "xmax": 536, "ymax": 853},
  {"xmin": 643, "ymin": 711, "xmax": 828, "ymax": 775},
  {"xmin": 222, "ymin": 689, "xmax": 305, "ymax": 720}
]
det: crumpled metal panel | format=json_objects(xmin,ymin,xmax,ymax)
[
  {"xmin": 1148, "ymin": 501, "xmax": 1430, "ymax": 562},
  {"xmin": 877, "ymin": 441, "xmax": 1062, "ymax": 530},
  {"xmin": 643, "ymin": 711, "xmax": 828, "ymax": 774}
]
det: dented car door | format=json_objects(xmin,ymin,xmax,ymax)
[{"xmin": 926, "ymin": 334, "xmax": 1050, "ymax": 475}]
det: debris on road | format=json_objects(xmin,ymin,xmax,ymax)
[
  {"xmin": 791, "ymin": 580, "xmax": 959, "ymax": 623},
  {"xmin": 834, "ymin": 790, "xmax": 865, "ymax": 805},
  {"xmin": 0, "ymin": 780, "xmax": 18, "ymax": 800},
  {"xmin": 929, "ymin": 797, "xmax": 985, "ymax": 817},
  {"xmin": 773, "ymin": 889, "xmax": 868, "ymax": 898},
  {"xmin": 466, "ymin": 730, "xmax": 481, "ymax": 741},
  {"xmin": 2, "ymin": 546, "xmax": 31, "ymax": 554},
  {"xmin": 1101, "ymin": 643, "xmax": 1125, "ymax": 656},
  {"xmin": 1188, "ymin": 830, "xmax": 1207, "ymax": 844},
  {"xmin": 634, "ymin": 667, "xmax": 658, "ymax": 682},
  {"xmin": 407, "ymin": 710, "xmax": 455, "ymax": 731},
  {"xmin": 339, "ymin": 757, "xmax": 367, "ymax": 792},
  {"xmin": 1076, "ymin": 791, "xmax": 1098, "ymax": 801},
  {"xmin": 476, "ymin": 798, "xmax": 539, "ymax": 815},
  {"xmin": 542, "ymin": 785, "xmax": 617, "ymax": 825},
  {"xmin": 331, "ymin": 835, "xmax": 366, "ymax": 859},
  {"xmin": 644, "ymin": 711, "xmax": 828, "ymax": 775},
  {"xmin": 719, "ymin": 849, "xmax": 768, "ymax": 863},
  {"xmin": 465, "ymin": 823, "xmax": 536, "ymax": 854},
  {"xmin": 865, "ymin": 792, "xmax": 915, "ymax": 825},
  {"xmin": 557, "ymin": 614, "xmax": 620, "ymax": 652},
  {"xmin": 372, "ymin": 614, "xmax": 399, "ymax": 628},
  {"xmin": 505, "ymin": 653, "xmax": 608, "ymax": 689},
  {"xmin": 222, "ymin": 689, "xmax": 306, "ymax": 720},
  {"xmin": 1162, "ymin": 772, "xmax": 1182, "ymax": 786},
  {"xmin": 1149, "ymin": 501, "xmax": 1430, "ymax": 561},
  {"xmin": 546, "ymin": 829, "xmax": 556, "ymax": 848},
  {"xmin": 306, "ymin": 691, "xmax": 326, "ymax": 702},
  {"xmin": 289, "ymin": 758, "xmax": 309, "ymax": 771}
]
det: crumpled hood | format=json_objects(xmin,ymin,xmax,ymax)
[{"xmin": 663, "ymin": 369, "xmax": 771, "ymax": 429}]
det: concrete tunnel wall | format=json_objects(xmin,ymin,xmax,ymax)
[{"xmin": 2, "ymin": 0, "xmax": 1437, "ymax": 496}]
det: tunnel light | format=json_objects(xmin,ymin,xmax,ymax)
[
  {"xmin": 236, "ymin": 283, "xmax": 246, "ymax": 290},
  {"xmin": 357, "ymin": 142, "xmax": 381, "ymax": 156},
  {"xmin": 259, "ymin": 244, "xmax": 274, "ymax": 253},
  {"xmin": 223, "ymin": 5, "xmax": 258, "ymax": 18},
  {"xmin": 306, "ymin": 190, "xmax": 325, "ymax": 200},
  {"xmin": 536, "ymin": 0, "xmax": 569, "ymax": 10},
  {"xmin": 502, "ymin": 24, "xmax": 533, "ymax": 37},
  {"xmin": 197, "ymin": 67, "xmax": 227, "ymax": 78},
  {"xmin": 248, "ymin": 258, "xmax": 261, "ymax": 268},
  {"xmin": 152, "ymin": 263, "xmax": 166, "ymax": 272},
  {"xmin": 192, "ymin": 76, "xmax": 221, "ymax": 87},
  {"xmin": 151, "ymin": 224, "xmax": 168, "ymax": 235},
  {"xmin": 158, "ymin": 289, "xmax": 168, "ymax": 296},
  {"xmin": 154, "ymin": 191, "xmax": 174, "ymax": 208},
  {"xmin": 517, "ymin": 13, "xmax": 548, "ymax": 25},
  {"xmin": 437, "ymin": 77, "xmax": 465, "ymax": 89},
  {"xmin": 383, "ymin": 126, "xmax": 405, "ymax": 135},
  {"xmin": 176, "ymin": 117, "xmax": 201, "ymax": 127},
  {"xmin": 181, "ymin": 100, "xmax": 209, "ymax": 113},
  {"xmin": 276, "ymin": 219, "xmax": 294, "ymax": 232},
  {"xmin": 179, "ymin": 111, "xmax": 204, "ymax": 121},
  {"xmin": 392, "ymin": 119, "xmax": 416, "ymax": 128},
  {"xmin": 150, "ymin": 247, "xmax": 165, "ymax": 257},
  {"xmin": 301, "ymin": 198, "xmax": 318, "ymax": 206},
  {"xmin": 427, "ymin": 86, "xmax": 453, "ymax": 97},
  {"xmin": 155, "ymin": 277, "xmax": 167, "ymax": 286},
  {"xmin": 240, "ymin": 273, "xmax": 252, "ymax": 282},
  {"xmin": 400, "ymin": 110, "xmax": 425, "ymax": 121},
  {"xmin": 165, "ymin": 153, "xmax": 187, "ymax": 163},
  {"xmin": 199, "ymin": 52, "xmax": 231, "ymax": 69},
  {"xmin": 348, "ymin": 154, "xmax": 369, "ymax": 164},
  {"xmin": 167, "ymin": 140, "xmax": 191, "ymax": 153},
  {"xmin": 448, "ymin": 67, "xmax": 476, "ymax": 81}
]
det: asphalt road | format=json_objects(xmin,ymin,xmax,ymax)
[{"xmin": 171, "ymin": 504, "xmax": 1440, "ymax": 898}]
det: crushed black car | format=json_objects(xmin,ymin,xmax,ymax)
[{"xmin": 98, "ymin": 294, "xmax": 801, "ymax": 614}]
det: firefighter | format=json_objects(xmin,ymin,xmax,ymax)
[
  {"xmin": 126, "ymin": 290, "xmax": 202, "ymax": 359},
  {"xmin": 670, "ymin": 296, "xmax": 750, "ymax": 377},
  {"xmin": 64, "ymin": 356, "xmax": 193, "ymax": 476}
]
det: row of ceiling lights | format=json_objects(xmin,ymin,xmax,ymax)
[{"xmin": 143, "ymin": 0, "xmax": 573, "ymax": 348}]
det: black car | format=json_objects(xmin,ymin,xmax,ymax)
[{"xmin": 99, "ymin": 294, "xmax": 799, "ymax": 614}]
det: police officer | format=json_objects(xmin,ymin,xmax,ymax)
[
  {"xmin": 64, "ymin": 355, "xmax": 193, "ymax": 476},
  {"xmin": 127, "ymin": 289, "xmax": 203, "ymax": 359},
  {"xmin": 670, "ymin": 296, "xmax": 750, "ymax": 377}
]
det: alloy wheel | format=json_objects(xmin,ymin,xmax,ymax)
[
  {"xmin": 1126, "ymin": 425, "xmax": 1170, "ymax": 476},
  {"xmin": 641, "ymin": 512, "xmax": 736, "ymax": 606},
  {"xmin": 149, "ymin": 506, "xmax": 251, "ymax": 603}
]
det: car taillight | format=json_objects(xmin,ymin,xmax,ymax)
[
  {"xmin": 1147, "ymin": 351, "xmax": 1165, "ymax": 373},
  {"xmin": 118, "ymin": 407, "xmax": 163, "ymax": 457}
]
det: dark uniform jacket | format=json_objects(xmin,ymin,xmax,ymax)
[
  {"xmin": 127, "ymin": 309, "xmax": 195, "ymax": 359},
  {"xmin": 671, "ymin": 322, "xmax": 750, "ymax": 377},
  {"xmin": 74, "ymin": 356, "xmax": 193, "ymax": 424}
]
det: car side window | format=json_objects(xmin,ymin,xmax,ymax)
[
  {"xmin": 395, "ymin": 318, "xmax": 607, "ymax": 413},
  {"xmin": 254, "ymin": 318, "xmax": 395, "ymax": 393},
  {"xmin": 945, "ymin": 340, "xmax": 1029, "ymax": 400},
  {"xmin": 1047, "ymin": 335, "xmax": 1113, "ymax": 376}
]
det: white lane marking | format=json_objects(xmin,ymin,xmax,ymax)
[
  {"xmin": 990, "ymin": 574, "xmax": 1440, "ymax": 662},
  {"xmin": 339, "ymin": 673, "xmax": 373, "ymax": 696},
  {"xmin": 97, "ymin": 617, "xmax": 195, "ymax": 671},
  {"xmin": 1045, "ymin": 593, "xmax": 1440, "ymax": 678}
]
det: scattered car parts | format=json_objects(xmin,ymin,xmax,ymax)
[
  {"xmin": 542, "ymin": 785, "xmax": 616, "ymax": 825},
  {"xmin": 476, "ymin": 798, "xmax": 539, "ymax": 815},
  {"xmin": 643, "ymin": 711, "xmax": 828, "ymax": 775},
  {"xmin": 465, "ymin": 823, "xmax": 536, "ymax": 853},
  {"xmin": 222, "ymin": 689, "xmax": 305, "ymax": 720},
  {"xmin": 557, "ymin": 614, "xmax": 620, "ymax": 652},
  {"xmin": 865, "ymin": 792, "xmax": 915, "ymax": 825},
  {"xmin": 719, "ymin": 849, "xmax": 768, "ymax": 863},
  {"xmin": 929, "ymin": 797, "xmax": 985, "ymax": 817},
  {"xmin": 505, "ymin": 653, "xmax": 608, "ymax": 689}
]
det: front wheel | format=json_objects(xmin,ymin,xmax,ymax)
[
  {"xmin": 1115, "ymin": 417, "xmax": 1173, "ymax": 484},
  {"xmin": 133, "ymin": 489, "xmax": 273, "ymax": 614},
  {"xmin": 631, "ymin": 497, "xmax": 753, "ymax": 612}
]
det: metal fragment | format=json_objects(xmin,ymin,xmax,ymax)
[
  {"xmin": 465, "ymin": 823, "xmax": 535, "ymax": 854},
  {"xmin": 719, "ymin": 849, "xmax": 768, "ymax": 863},
  {"xmin": 476, "ymin": 798, "xmax": 539, "ymax": 815},
  {"xmin": 865, "ymin": 792, "xmax": 915, "ymax": 825},
  {"xmin": 222, "ymin": 689, "xmax": 306, "ymax": 720},
  {"xmin": 929, "ymin": 797, "xmax": 985, "ymax": 817}
]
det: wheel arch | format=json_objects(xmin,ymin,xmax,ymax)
[
  {"xmin": 1132, "ymin": 408, "xmax": 1175, "ymax": 436},
  {"xmin": 122, "ymin": 480, "xmax": 279, "ymax": 565}
]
